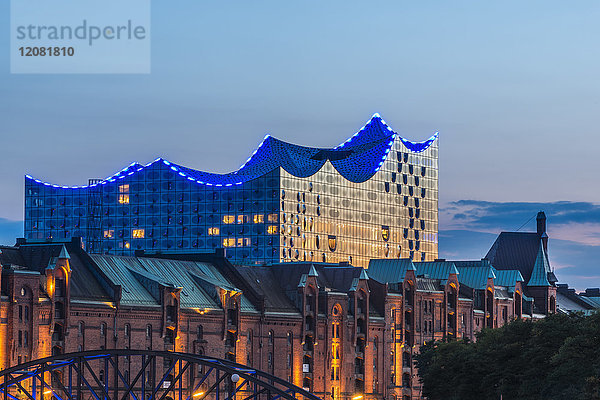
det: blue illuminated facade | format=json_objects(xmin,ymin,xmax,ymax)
[{"xmin": 24, "ymin": 115, "xmax": 439, "ymax": 266}]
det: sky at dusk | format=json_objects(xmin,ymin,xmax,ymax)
[{"xmin": 0, "ymin": 1, "xmax": 598, "ymax": 290}]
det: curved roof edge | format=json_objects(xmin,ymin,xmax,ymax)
[{"xmin": 25, "ymin": 114, "xmax": 438, "ymax": 189}]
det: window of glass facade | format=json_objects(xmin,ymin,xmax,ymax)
[
  {"xmin": 118, "ymin": 184, "xmax": 129, "ymax": 204},
  {"xmin": 132, "ymin": 229, "xmax": 145, "ymax": 238},
  {"xmin": 24, "ymin": 125, "xmax": 438, "ymax": 266}
]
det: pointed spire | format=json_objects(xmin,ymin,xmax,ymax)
[
  {"xmin": 487, "ymin": 268, "xmax": 496, "ymax": 280},
  {"xmin": 359, "ymin": 269, "xmax": 369, "ymax": 280},
  {"xmin": 58, "ymin": 245, "xmax": 70, "ymax": 260},
  {"xmin": 527, "ymin": 240, "xmax": 551, "ymax": 287},
  {"xmin": 308, "ymin": 265, "xmax": 318, "ymax": 277},
  {"xmin": 450, "ymin": 265, "xmax": 460, "ymax": 275}
]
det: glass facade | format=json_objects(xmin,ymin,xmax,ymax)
[
  {"xmin": 24, "ymin": 115, "xmax": 438, "ymax": 267},
  {"xmin": 279, "ymin": 135, "xmax": 438, "ymax": 267}
]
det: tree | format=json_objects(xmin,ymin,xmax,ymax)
[{"xmin": 415, "ymin": 313, "xmax": 599, "ymax": 400}]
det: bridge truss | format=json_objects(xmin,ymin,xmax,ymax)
[{"xmin": 0, "ymin": 350, "xmax": 321, "ymax": 400}]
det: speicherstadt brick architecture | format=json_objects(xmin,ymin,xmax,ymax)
[
  {"xmin": 0, "ymin": 213, "xmax": 558, "ymax": 400},
  {"xmin": 11, "ymin": 116, "xmax": 571, "ymax": 399}
]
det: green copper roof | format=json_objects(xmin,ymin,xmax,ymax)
[
  {"xmin": 413, "ymin": 261, "xmax": 459, "ymax": 281},
  {"xmin": 367, "ymin": 258, "xmax": 415, "ymax": 283},
  {"xmin": 89, "ymin": 255, "xmax": 257, "ymax": 311},
  {"xmin": 455, "ymin": 266, "xmax": 493, "ymax": 290},
  {"xmin": 494, "ymin": 269, "xmax": 524, "ymax": 288},
  {"xmin": 527, "ymin": 242, "xmax": 552, "ymax": 287}
]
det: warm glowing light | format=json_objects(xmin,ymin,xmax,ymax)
[
  {"xmin": 44, "ymin": 390, "xmax": 52, "ymax": 395},
  {"xmin": 132, "ymin": 229, "xmax": 145, "ymax": 238},
  {"xmin": 193, "ymin": 392, "xmax": 205, "ymax": 397},
  {"xmin": 118, "ymin": 185, "xmax": 130, "ymax": 204},
  {"xmin": 352, "ymin": 395, "xmax": 363, "ymax": 400}
]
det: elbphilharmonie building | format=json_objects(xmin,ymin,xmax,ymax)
[{"xmin": 24, "ymin": 115, "xmax": 439, "ymax": 267}]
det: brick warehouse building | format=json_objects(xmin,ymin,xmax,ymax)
[{"xmin": 0, "ymin": 234, "xmax": 554, "ymax": 400}]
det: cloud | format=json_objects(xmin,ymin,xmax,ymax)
[
  {"xmin": 441, "ymin": 200, "xmax": 600, "ymax": 246},
  {"xmin": 439, "ymin": 200, "xmax": 600, "ymax": 291},
  {"xmin": 0, "ymin": 219, "xmax": 22, "ymax": 247},
  {"xmin": 439, "ymin": 229, "xmax": 600, "ymax": 291}
]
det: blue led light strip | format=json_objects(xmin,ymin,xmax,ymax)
[{"xmin": 25, "ymin": 114, "xmax": 438, "ymax": 189}]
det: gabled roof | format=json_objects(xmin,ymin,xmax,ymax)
[
  {"xmin": 235, "ymin": 266, "xmax": 300, "ymax": 314},
  {"xmin": 453, "ymin": 260, "xmax": 523, "ymax": 292},
  {"xmin": 367, "ymin": 258, "xmax": 416, "ymax": 284},
  {"xmin": 485, "ymin": 232, "xmax": 543, "ymax": 283},
  {"xmin": 413, "ymin": 261, "xmax": 459, "ymax": 285},
  {"xmin": 26, "ymin": 115, "xmax": 438, "ymax": 188},
  {"xmin": 454, "ymin": 266, "xmax": 494, "ymax": 290},
  {"xmin": 494, "ymin": 269, "xmax": 524, "ymax": 291},
  {"xmin": 5, "ymin": 242, "xmax": 110, "ymax": 301}
]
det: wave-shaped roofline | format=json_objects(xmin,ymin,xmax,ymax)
[{"xmin": 26, "ymin": 114, "xmax": 438, "ymax": 189}]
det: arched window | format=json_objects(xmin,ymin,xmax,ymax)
[
  {"xmin": 146, "ymin": 324, "xmax": 152, "ymax": 338},
  {"xmin": 197, "ymin": 325, "xmax": 204, "ymax": 340},
  {"xmin": 78, "ymin": 321, "xmax": 84, "ymax": 336}
]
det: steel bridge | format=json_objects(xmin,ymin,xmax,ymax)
[{"xmin": 0, "ymin": 350, "xmax": 321, "ymax": 400}]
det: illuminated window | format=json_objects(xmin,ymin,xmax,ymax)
[
  {"xmin": 132, "ymin": 229, "xmax": 145, "ymax": 238},
  {"xmin": 253, "ymin": 214, "xmax": 264, "ymax": 223},
  {"xmin": 103, "ymin": 230, "xmax": 114, "ymax": 239},
  {"xmin": 332, "ymin": 343, "xmax": 340, "ymax": 359},
  {"xmin": 267, "ymin": 225, "xmax": 278, "ymax": 235},
  {"xmin": 381, "ymin": 225, "xmax": 390, "ymax": 242},
  {"xmin": 124, "ymin": 241, "xmax": 130, "ymax": 249},
  {"xmin": 118, "ymin": 184, "xmax": 130, "ymax": 204},
  {"xmin": 331, "ymin": 365, "xmax": 340, "ymax": 381},
  {"xmin": 237, "ymin": 215, "xmax": 248, "ymax": 224},
  {"xmin": 267, "ymin": 214, "xmax": 278, "ymax": 223},
  {"xmin": 332, "ymin": 322, "xmax": 340, "ymax": 338},
  {"xmin": 208, "ymin": 227, "xmax": 220, "ymax": 235},
  {"xmin": 223, "ymin": 215, "xmax": 235, "ymax": 224},
  {"xmin": 223, "ymin": 238, "xmax": 235, "ymax": 247},
  {"xmin": 237, "ymin": 238, "xmax": 250, "ymax": 247},
  {"xmin": 328, "ymin": 235, "xmax": 337, "ymax": 252}
]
